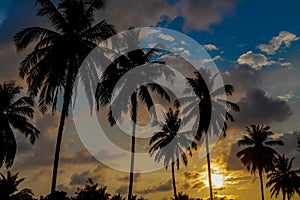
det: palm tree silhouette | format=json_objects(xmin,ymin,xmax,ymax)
[
  {"xmin": 0, "ymin": 81, "xmax": 40, "ymax": 168},
  {"xmin": 14, "ymin": 0, "xmax": 116, "ymax": 194},
  {"xmin": 0, "ymin": 171, "xmax": 34, "ymax": 200},
  {"xmin": 237, "ymin": 124, "xmax": 284, "ymax": 200},
  {"xmin": 95, "ymin": 29, "xmax": 174, "ymax": 200},
  {"xmin": 177, "ymin": 68, "xmax": 239, "ymax": 200},
  {"xmin": 266, "ymin": 154, "xmax": 300, "ymax": 200},
  {"xmin": 149, "ymin": 108, "xmax": 197, "ymax": 200},
  {"xmin": 72, "ymin": 179, "xmax": 110, "ymax": 200}
]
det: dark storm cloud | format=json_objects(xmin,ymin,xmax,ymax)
[
  {"xmin": 223, "ymin": 64, "xmax": 292, "ymax": 129},
  {"xmin": 235, "ymin": 88, "xmax": 292, "ymax": 128},
  {"xmin": 137, "ymin": 178, "xmax": 172, "ymax": 194}
]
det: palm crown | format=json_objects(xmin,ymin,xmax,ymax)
[
  {"xmin": 266, "ymin": 154, "xmax": 300, "ymax": 200},
  {"xmin": 0, "ymin": 81, "xmax": 40, "ymax": 168}
]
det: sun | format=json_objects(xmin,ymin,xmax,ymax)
[{"xmin": 204, "ymin": 174, "xmax": 225, "ymax": 188}]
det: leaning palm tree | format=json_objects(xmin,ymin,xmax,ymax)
[
  {"xmin": 176, "ymin": 68, "xmax": 240, "ymax": 200},
  {"xmin": 266, "ymin": 154, "xmax": 300, "ymax": 200},
  {"xmin": 149, "ymin": 108, "xmax": 197, "ymax": 200},
  {"xmin": 95, "ymin": 29, "xmax": 174, "ymax": 200},
  {"xmin": 0, "ymin": 81, "xmax": 40, "ymax": 168},
  {"xmin": 0, "ymin": 171, "xmax": 34, "ymax": 200},
  {"xmin": 237, "ymin": 124, "xmax": 284, "ymax": 200},
  {"xmin": 14, "ymin": 0, "xmax": 116, "ymax": 194}
]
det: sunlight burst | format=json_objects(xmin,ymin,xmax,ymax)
[{"xmin": 204, "ymin": 174, "xmax": 225, "ymax": 188}]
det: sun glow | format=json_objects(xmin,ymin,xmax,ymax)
[{"xmin": 204, "ymin": 173, "xmax": 225, "ymax": 188}]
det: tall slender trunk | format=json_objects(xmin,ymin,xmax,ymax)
[
  {"xmin": 171, "ymin": 162, "xmax": 178, "ymax": 200},
  {"xmin": 205, "ymin": 132, "xmax": 213, "ymax": 200},
  {"xmin": 282, "ymin": 192, "xmax": 286, "ymax": 200},
  {"xmin": 51, "ymin": 66, "xmax": 76, "ymax": 194},
  {"xmin": 128, "ymin": 92, "xmax": 137, "ymax": 200},
  {"xmin": 50, "ymin": 94, "xmax": 70, "ymax": 194},
  {"xmin": 259, "ymin": 170, "xmax": 265, "ymax": 200}
]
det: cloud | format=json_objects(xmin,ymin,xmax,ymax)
[
  {"xmin": 69, "ymin": 171, "xmax": 92, "ymax": 186},
  {"xmin": 115, "ymin": 185, "xmax": 128, "ymax": 195},
  {"xmin": 237, "ymin": 51, "xmax": 275, "ymax": 69},
  {"xmin": 60, "ymin": 148, "xmax": 100, "ymax": 165},
  {"xmin": 159, "ymin": 33, "xmax": 175, "ymax": 42},
  {"xmin": 183, "ymin": 171, "xmax": 201, "ymax": 180},
  {"xmin": 100, "ymin": 0, "xmax": 176, "ymax": 31},
  {"xmin": 203, "ymin": 55, "xmax": 222, "ymax": 63},
  {"xmin": 177, "ymin": 0, "xmax": 235, "ymax": 32},
  {"xmin": 101, "ymin": 0, "xmax": 235, "ymax": 32},
  {"xmin": 234, "ymin": 88, "xmax": 292, "ymax": 128},
  {"xmin": 257, "ymin": 31, "xmax": 299, "ymax": 54},
  {"xmin": 203, "ymin": 44, "xmax": 219, "ymax": 51},
  {"xmin": 117, "ymin": 173, "xmax": 141, "ymax": 182},
  {"xmin": 277, "ymin": 91, "xmax": 295, "ymax": 101},
  {"xmin": 137, "ymin": 179, "xmax": 172, "ymax": 194},
  {"xmin": 13, "ymin": 114, "xmax": 59, "ymax": 169}
]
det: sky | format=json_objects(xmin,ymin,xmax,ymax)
[{"xmin": 0, "ymin": 0, "xmax": 300, "ymax": 199}]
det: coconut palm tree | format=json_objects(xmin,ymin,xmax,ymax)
[
  {"xmin": 0, "ymin": 81, "xmax": 40, "ymax": 168},
  {"xmin": 237, "ymin": 124, "xmax": 284, "ymax": 200},
  {"xmin": 14, "ymin": 0, "xmax": 116, "ymax": 194},
  {"xmin": 266, "ymin": 154, "xmax": 300, "ymax": 200},
  {"xmin": 176, "ymin": 68, "xmax": 240, "ymax": 200},
  {"xmin": 149, "ymin": 108, "xmax": 197, "ymax": 200},
  {"xmin": 0, "ymin": 171, "xmax": 34, "ymax": 200},
  {"xmin": 95, "ymin": 29, "xmax": 174, "ymax": 200}
]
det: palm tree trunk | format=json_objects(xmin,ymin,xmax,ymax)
[
  {"xmin": 128, "ymin": 92, "xmax": 137, "ymax": 200},
  {"xmin": 171, "ymin": 162, "xmax": 178, "ymax": 200},
  {"xmin": 51, "ymin": 68, "xmax": 76, "ymax": 194},
  {"xmin": 283, "ymin": 192, "xmax": 286, "ymax": 200},
  {"xmin": 50, "ymin": 94, "xmax": 69, "ymax": 194},
  {"xmin": 205, "ymin": 132, "xmax": 213, "ymax": 200},
  {"xmin": 259, "ymin": 170, "xmax": 265, "ymax": 200}
]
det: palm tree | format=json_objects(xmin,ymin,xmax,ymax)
[
  {"xmin": 149, "ymin": 108, "xmax": 197, "ymax": 200},
  {"xmin": 266, "ymin": 154, "xmax": 300, "ymax": 200},
  {"xmin": 177, "ymin": 68, "xmax": 240, "ymax": 200},
  {"xmin": 14, "ymin": 0, "xmax": 116, "ymax": 194},
  {"xmin": 95, "ymin": 29, "xmax": 174, "ymax": 200},
  {"xmin": 72, "ymin": 179, "xmax": 110, "ymax": 200},
  {"xmin": 0, "ymin": 171, "xmax": 34, "ymax": 200},
  {"xmin": 237, "ymin": 124, "xmax": 284, "ymax": 200},
  {"xmin": 0, "ymin": 81, "xmax": 40, "ymax": 168}
]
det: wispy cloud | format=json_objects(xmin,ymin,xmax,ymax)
[{"xmin": 257, "ymin": 31, "xmax": 299, "ymax": 54}]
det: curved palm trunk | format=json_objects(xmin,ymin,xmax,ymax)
[
  {"xmin": 171, "ymin": 162, "xmax": 178, "ymax": 200},
  {"xmin": 128, "ymin": 92, "xmax": 137, "ymax": 200},
  {"xmin": 259, "ymin": 170, "xmax": 265, "ymax": 200},
  {"xmin": 205, "ymin": 132, "xmax": 213, "ymax": 200}
]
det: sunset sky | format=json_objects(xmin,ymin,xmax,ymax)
[{"xmin": 0, "ymin": 0, "xmax": 300, "ymax": 200}]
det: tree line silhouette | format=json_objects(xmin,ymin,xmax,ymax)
[{"xmin": 0, "ymin": 0, "xmax": 299, "ymax": 200}]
